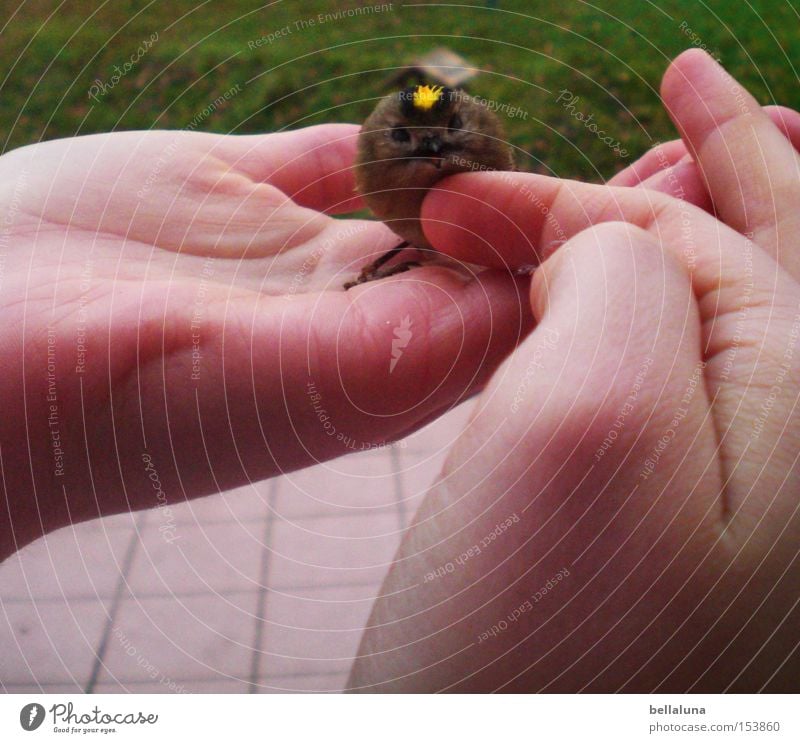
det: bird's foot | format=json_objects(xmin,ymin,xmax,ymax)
[
  {"xmin": 343, "ymin": 261, "xmax": 422, "ymax": 290},
  {"xmin": 344, "ymin": 241, "xmax": 423, "ymax": 290}
]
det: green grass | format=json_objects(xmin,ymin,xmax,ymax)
[{"xmin": 2, "ymin": 0, "xmax": 798, "ymax": 180}]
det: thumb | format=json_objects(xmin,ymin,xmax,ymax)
[
  {"xmin": 351, "ymin": 221, "xmax": 722, "ymax": 691},
  {"xmin": 461, "ymin": 221, "xmax": 714, "ymax": 502}
]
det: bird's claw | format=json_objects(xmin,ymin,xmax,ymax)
[{"xmin": 343, "ymin": 260, "xmax": 422, "ymax": 290}]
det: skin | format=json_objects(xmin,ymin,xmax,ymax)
[
  {"xmin": 348, "ymin": 50, "xmax": 800, "ymax": 692},
  {"xmin": 0, "ymin": 125, "xmax": 531, "ymax": 561},
  {"xmin": 355, "ymin": 89, "xmax": 514, "ymax": 250},
  {"xmin": 2, "ymin": 49, "xmax": 799, "ymax": 693}
]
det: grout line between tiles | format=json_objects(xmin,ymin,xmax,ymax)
[
  {"xmin": 248, "ymin": 479, "xmax": 278, "ymax": 692},
  {"xmin": 84, "ymin": 511, "xmax": 145, "ymax": 693},
  {"xmin": 87, "ymin": 668, "xmax": 350, "ymax": 688},
  {"xmin": 3, "ymin": 669, "xmax": 350, "ymax": 694},
  {"xmin": 1, "ymin": 577, "xmax": 383, "ymax": 606},
  {"xmin": 271, "ymin": 508, "xmax": 398, "ymax": 521},
  {"xmin": 390, "ymin": 447, "xmax": 408, "ymax": 531}
]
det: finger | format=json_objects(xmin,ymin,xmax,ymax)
[
  {"xmin": 217, "ymin": 268, "xmax": 533, "ymax": 474},
  {"xmin": 421, "ymin": 169, "xmax": 776, "ymax": 310},
  {"xmin": 608, "ymin": 107, "xmax": 800, "ymax": 214},
  {"xmin": 49, "ymin": 267, "xmax": 532, "ymax": 556},
  {"xmin": 422, "ymin": 168, "xmax": 800, "ymax": 545},
  {"xmin": 661, "ymin": 49, "xmax": 800, "ymax": 274},
  {"xmin": 764, "ymin": 105, "xmax": 800, "ymax": 150},
  {"xmin": 610, "ymin": 139, "xmax": 711, "ymax": 209},
  {"xmin": 636, "ymin": 153, "xmax": 711, "ymax": 210},
  {"xmin": 11, "ymin": 128, "xmax": 363, "ymax": 260},
  {"xmin": 609, "ymin": 107, "xmax": 800, "ymax": 189},
  {"xmin": 609, "ymin": 139, "xmax": 689, "ymax": 186},
  {"xmin": 350, "ymin": 223, "xmax": 720, "ymax": 692},
  {"xmin": 215, "ymin": 123, "xmax": 364, "ymax": 214}
]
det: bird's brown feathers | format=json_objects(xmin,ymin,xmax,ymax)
[{"xmin": 354, "ymin": 87, "xmax": 514, "ymax": 250}]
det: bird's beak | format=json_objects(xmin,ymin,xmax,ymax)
[
  {"xmin": 414, "ymin": 135, "xmax": 446, "ymax": 169},
  {"xmin": 416, "ymin": 135, "xmax": 443, "ymax": 156}
]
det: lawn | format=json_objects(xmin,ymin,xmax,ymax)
[{"xmin": 1, "ymin": 0, "xmax": 798, "ymax": 181}]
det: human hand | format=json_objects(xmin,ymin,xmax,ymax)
[
  {"xmin": 350, "ymin": 50, "xmax": 800, "ymax": 692},
  {"xmin": 0, "ymin": 125, "xmax": 530, "ymax": 558}
]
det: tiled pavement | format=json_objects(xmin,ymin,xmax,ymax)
[{"xmin": 0, "ymin": 401, "xmax": 473, "ymax": 693}]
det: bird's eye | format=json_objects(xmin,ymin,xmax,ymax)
[
  {"xmin": 448, "ymin": 113, "xmax": 463, "ymax": 130},
  {"xmin": 391, "ymin": 126, "xmax": 410, "ymax": 142}
]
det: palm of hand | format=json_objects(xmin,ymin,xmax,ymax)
[{"xmin": 0, "ymin": 125, "xmax": 528, "ymax": 531}]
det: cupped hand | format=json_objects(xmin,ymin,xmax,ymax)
[
  {"xmin": 350, "ymin": 50, "xmax": 800, "ymax": 691},
  {"xmin": 0, "ymin": 124, "xmax": 529, "ymax": 557}
]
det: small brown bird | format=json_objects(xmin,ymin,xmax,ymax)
[{"xmin": 346, "ymin": 84, "xmax": 515, "ymax": 288}]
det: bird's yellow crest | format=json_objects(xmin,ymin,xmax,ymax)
[{"xmin": 412, "ymin": 84, "xmax": 444, "ymax": 111}]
